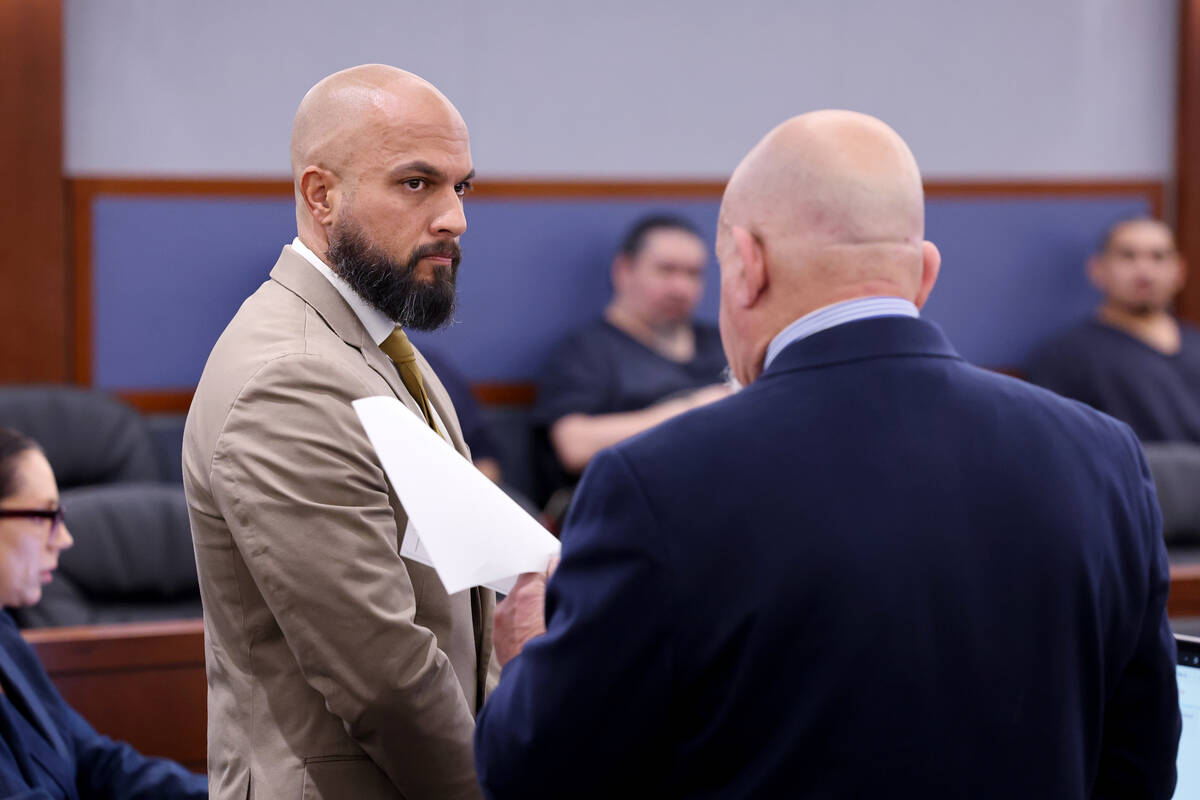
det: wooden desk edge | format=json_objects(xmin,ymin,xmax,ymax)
[
  {"xmin": 22, "ymin": 618, "xmax": 204, "ymax": 645},
  {"xmin": 22, "ymin": 618, "xmax": 206, "ymax": 673}
]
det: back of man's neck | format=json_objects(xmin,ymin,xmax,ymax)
[
  {"xmin": 1097, "ymin": 305, "xmax": 1181, "ymax": 355},
  {"xmin": 605, "ymin": 304, "xmax": 696, "ymax": 363}
]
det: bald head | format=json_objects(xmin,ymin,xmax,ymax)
[
  {"xmin": 724, "ymin": 110, "xmax": 924, "ymax": 248},
  {"xmin": 290, "ymin": 65, "xmax": 465, "ymax": 184},
  {"xmin": 716, "ymin": 111, "xmax": 940, "ymax": 385}
]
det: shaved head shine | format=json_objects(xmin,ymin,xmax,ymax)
[
  {"xmin": 717, "ymin": 110, "xmax": 940, "ymax": 385},
  {"xmin": 289, "ymin": 64, "xmax": 465, "ymax": 185},
  {"xmin": 722, "ymin": 110, "xmax": 924, "ymax": 250}
]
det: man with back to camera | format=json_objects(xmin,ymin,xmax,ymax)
[
  {"xmin": 1027, "ymin": 218, "xmax": 1200, "ymax": 539},
  {"xmin": 475, "ymin": 111, "xmax": 1181, "ymax": 798},
  {"xmin": 533, "ymin": 214, "xmax": 729, "ymax": 508},
  {"xmin": 183, "ymin": 65, "xmax": 495, "ymax": 800}
]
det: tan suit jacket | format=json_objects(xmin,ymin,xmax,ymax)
[{"xmin": 183, "ymin": 246, "xmax": 497, "ymax": 800}]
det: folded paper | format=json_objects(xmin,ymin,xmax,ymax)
[{"xmin": 353, "ymin": 396, "xmax": 561, "ymax": 594}]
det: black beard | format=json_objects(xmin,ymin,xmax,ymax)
[{"xmin": 326, "ymin": 224, "xmax": 460, "ymax": 331}]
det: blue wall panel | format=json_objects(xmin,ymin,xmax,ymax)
[
  {"xmin": 90, "ymin": 192, "xmax": 1150, "ymax": 390},
  {"xmin": 921, "ymin": 196, "xmax": 1148, "ymax": 367},
  {"xmin": 92, "ymin": 197, "xmax": 296, "ymax": 388}
]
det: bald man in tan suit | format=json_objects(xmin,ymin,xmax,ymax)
[{"xmin": 183, "ymin": 65, "xmax": 496, "ymax": 800}]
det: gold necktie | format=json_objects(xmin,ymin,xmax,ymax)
[{"xmin": 379, "ymin": 328, "xmax": 441, "ymax": 434}]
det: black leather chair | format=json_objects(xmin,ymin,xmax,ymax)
[
  {"xmin": 13, "ymin": 483, "xmax": 201, "ymax": 628},
  {"xmin": 0, "ymin": 386, "xmax": 164, "ymax": 489}
]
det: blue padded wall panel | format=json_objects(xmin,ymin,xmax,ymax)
[
  {"xmin": 921, "ymin": 196, "xmax": 1148, "ymax": 367},
  {"xmin": 89, "ymin": 192, "xmax": 1150, "ymax": 389},
  {"xmin": 92, "ymin": 197, "xmax": 296, "ymax": 388}
]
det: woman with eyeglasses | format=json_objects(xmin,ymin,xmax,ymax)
[{"xmin": 0, "ymin": 426, "xmax": 206, "ymax": 798}]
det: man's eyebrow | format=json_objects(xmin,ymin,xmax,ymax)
[
  {"xmin": 389, "ymin": 161, "xmax": 446, "ymax": 181},
  {"xmin": 388, "ymin": 163, "xmax": 476, "ymax": 185}
]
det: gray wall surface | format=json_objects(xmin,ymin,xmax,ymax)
[{"xmin": 65, "ymin": 0, "xmax": 1178, "ymax": 179}]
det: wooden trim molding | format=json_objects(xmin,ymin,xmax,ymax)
[
  {"xmin": 0, "ymin": 0, "xmax": 67, "ymax": 382},
  {"xmin": 114, "ymin": 385, "xmax": 534, "ymax": 414},
  {"xmin": 1170, "ymin": 563, "xmax": 1200, "ymax": 618},
  {"xmin": 67, "ymin": 175, "xmax": 1166, "ymax": 202},
  {"xmin": 926, "ymin": 181, "xmax": 1164, "ymax": 218},
  {"xmin": 68, "ymin": 179, "xmax": 94, "ymax": 385},
  {"xmin": 116, "ymin": 389, "xmax": 196, "ymax": 414},
  {"xmin": 472, "ymin": 382, "xmax": 536, "ymax": 406}
]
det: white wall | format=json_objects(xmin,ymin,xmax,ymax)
[{"xmin": 64, "ymin": 0, "xmax": 1178, "ymax": 179}]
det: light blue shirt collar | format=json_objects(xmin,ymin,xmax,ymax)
[{"xmin": 763, "ymin": 296, "xmax": 919, "ymax": 371}]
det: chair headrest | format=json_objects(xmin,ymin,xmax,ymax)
[
  {"xmin": 0, "ymin": 386, "xmax": 163, "ymax": 489},
  {"xmin": 55, "ymin": 483, "xmax": 198, "ymax": 598}
]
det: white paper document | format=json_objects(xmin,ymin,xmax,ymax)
[{"xmin": 353, "ymin": 396, "xmax": 561, "ymax": 595}]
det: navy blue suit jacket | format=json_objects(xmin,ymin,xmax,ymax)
[
  {"xmin": 0, "ymin": 611, "xmax": 206, "ymax": 799},
  {"xmin": 476, "ymin": 316, "xmax": 1181, "ymax": 798}
]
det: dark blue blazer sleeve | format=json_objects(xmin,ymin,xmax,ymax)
[
  {"xmin": 475, "ymin": 447, "xmax": 673, "ymax": 799},
  {"xmin": 1093, "ymin": 429, "xmax": 1181, "ymax": 799}
]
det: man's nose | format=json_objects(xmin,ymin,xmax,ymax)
[{"xmin": 432, "ymin": 193, "xmax": 467, "ymax": 237}]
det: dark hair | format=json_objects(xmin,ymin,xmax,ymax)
[
  {"xmin": 1098, "ymin": 215, "xmax": 1172, "ymax": 254},
  {"xmin": 618, "ymin": 214, "xmax": 704, "ymax": 258},
  {"xmin": 0, "ymin": 427, "xmax": 40, "ymax": 501}
]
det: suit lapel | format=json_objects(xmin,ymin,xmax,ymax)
[{"xmin": 268, "ymin": 246, "xmax": 426, "ymax": 422}]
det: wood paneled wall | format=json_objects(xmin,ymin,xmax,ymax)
[{"xmin": 0, "ymin": 0, "xmax": 67, "ymax": 382}]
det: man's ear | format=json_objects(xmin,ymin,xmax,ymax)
[
  {"xmin": 731, "ymin": 225, "xmax": 768, "ymax": 308},
  {"xmin": 913, "ymin": 240, "xmax": 942, "ymax": 309},
  {"xmin": 299, "ymin": 166, "xmax": 337, "ymax": 228}
]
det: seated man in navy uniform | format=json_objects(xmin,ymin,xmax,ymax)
[
  {"xmin": 533, "ymin": 215, "xmax": 728, "ymax": 516},
  {"xmin": 1028, "ymin": 217, "xmax": 1200, "ymax": 540}
]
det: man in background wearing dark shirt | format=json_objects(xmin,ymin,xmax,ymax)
[
  {"xmin": 533, "ymin": 215, "xmax": 729, "ymax": 512},
  {"xmin": 1028, "ymin": 217, "xmax": 1200, "ymax": 538}
]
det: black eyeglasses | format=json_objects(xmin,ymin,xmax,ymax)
[{"xmin": 0, "ymin": 507, "xmax": 64, "ymax": 528}]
